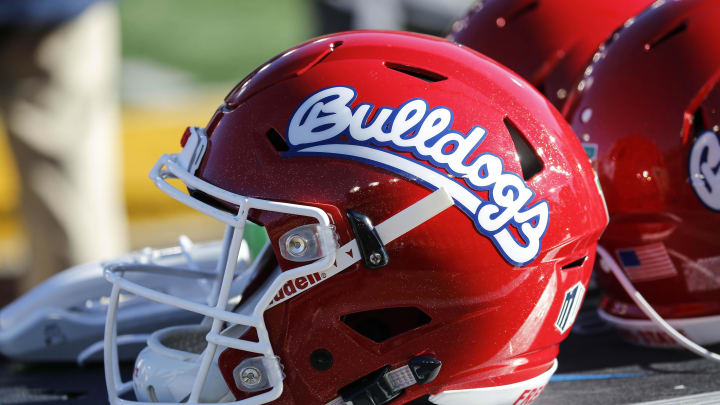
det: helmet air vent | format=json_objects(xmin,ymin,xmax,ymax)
[
  {"xmin": 341, "ymin": 307, "xmax": 431, "ymax": 343},
  {"xmin": 561, "ymin": 256, "xmax": 587, "ymax": 270},
  {"xmin": 265, "ymin": 128, "xmax": 289, "ymax": 152},
  {"xmin": 297, "ymin": 40, "xmax": 344, "ymax": 76},
  {"xmin": 646, "ymin": 21, "xmax": 687, "ymax": 51},
  {"xmin": 692, "ymin": 107, "xmax": 708, "ymax": 138},
  {"xmin": 384, "ymin": 62, "xmax": 447, "ymax": 83},
  {"xmin": 504, "ymin": 117, "xmax": 544, "ymax": 181},
  {"xmin": 503, "ymin": 0, "xmax": 539, "ymax": 25}
]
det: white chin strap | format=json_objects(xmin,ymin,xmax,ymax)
[{"xmin": 596, "ymin": 245, "xmax": 720, "ymax": 362}]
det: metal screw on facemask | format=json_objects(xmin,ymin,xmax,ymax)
[
  {"xmin": 287, "ymin": 235, "xmax": 308, "ymax": 257},
  {"xmin": 240, "ymin": 367, "xmax": 262, "ymax": 388},
  {"xmin": 369, "ymin": 252, "xmax": 382, "ymax": 265}
]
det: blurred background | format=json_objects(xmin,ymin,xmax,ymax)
[{"xmin": 0, "ymin": 0, "xmax": 474, "ymax": 302}]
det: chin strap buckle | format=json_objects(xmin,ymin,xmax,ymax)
[
  {"xmin": 346, "ymin": 210, "xmax": 389, "ymax": 269},
  {"xmin": 326, "ymin": 356, "xmax": 441, "ymax": 405}
]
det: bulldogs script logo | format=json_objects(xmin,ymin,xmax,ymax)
[
  {"xmin": 689, "ymin": 130, "xmax": 720, "ymax": 212},
  {"xmin": 286, "ymin": 86, "xmax": 549, "ymax": 266}
]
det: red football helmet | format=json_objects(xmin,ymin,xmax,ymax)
[
  {"xmin": 564, "ymin": 0, "xmax": 720, "ymax": 354},
  {"xmin": 447, "ymin": 0, "xmax": 653, "ymax": 110},
  {"xmin": 104, "ymin": 31, "xmax": 607, "ymax": 405}
]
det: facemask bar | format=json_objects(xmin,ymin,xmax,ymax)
[
  {"xmin": 104, "ymin": 127, "xmax": 455, "ymax": 405},
  {"xmin": 203, "ymin": 226, "xmax": 234, "ymax": 327},
  {"xmin": 105, "ymin": 129, "xmax": 335, "ymax": 405},
  {"xmin": 596, "ymin": 245, "xmax": 720, "ymax": 363}
]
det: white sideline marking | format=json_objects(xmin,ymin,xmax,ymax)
[{"xmin": 631, "ymin": 391, "xmax": 720, "ymax": 404}]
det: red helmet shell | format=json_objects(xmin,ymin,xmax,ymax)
[
  {"xmin": 565, "ymin": 0, "xmax": 720, "ymax": 328},
  {"xmin": 194, "ymin": 31, "xmax": 606, "ymax": 403},
  {"xmin": 448, "ymin": 0, "xmax": 653, "ymax": 110}
]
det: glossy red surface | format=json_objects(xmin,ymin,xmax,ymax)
[
  {"xmin": 565, "ymin": 0, "xmax": 720, "ymax": 320},
  {"xmin": 447, "ymin": 0, "xmax": 653, "ymax": 110},
  {"xmin": 194, "ymin": 31, "xmax": 606, "ymax": 403}
]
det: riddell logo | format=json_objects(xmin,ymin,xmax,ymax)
[{"xmin": 271, "ymin": 272, "xmax": 327, "ymax": 304}]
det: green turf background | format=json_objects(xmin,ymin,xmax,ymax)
[{"xmin": 120, "ymin": 0, "xmax": 316, "ymax": 83}]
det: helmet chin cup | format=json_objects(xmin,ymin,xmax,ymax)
[{"xmin": 133, "ymin": 325, "xmax": 232, "ymax": 403}]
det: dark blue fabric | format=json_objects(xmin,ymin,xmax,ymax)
[
  {"xmin": 618, "ymin": 249, "xmax": 641, "ymax": 267},
  {"xmin": 0, "ymin": 0, "xmax": 109, "ymax": 26}
]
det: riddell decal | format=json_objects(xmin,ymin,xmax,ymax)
[
  {"xmin": 555, "ymin": 282, "xmax": 585, "ymax": 333},
  {"xmin": 271, "ymin": 272, "xmax": 327, "ymax": 305},
  {"xmin": 286, "ymin": 86, "xmax": 549, "ymax": 266},
  {"xmin": 689, "ymin": 130, "xmax": 720, "ymax": 212}
]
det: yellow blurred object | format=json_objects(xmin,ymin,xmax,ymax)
[
  {"xmin": 0, "ymin": 92, "xmax": 228, "ymax": 272},
  {"xmin": 122, "ymin": 102, "xmax": 216, "ymax": 219},
  {"xmin": 0, "ymin": 127, "xmax": 19, "ymax": 217}
]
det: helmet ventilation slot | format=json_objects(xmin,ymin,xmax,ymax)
[
  {"xmin": 561, "ymin": 256, "xmax": 587, "ymax": 270},
  {"xmin": 189, "ymin": 188, "xmax": 236, "ymax": 213},
  {"xmin": 341, "ymin": 307, "xmax": 431, "ymax": 343},
  {"xmin": 384, "ymin": 62, "xmax": 447, "ymax": 83},
  {"xmin": 299, "ymin": 41, "xmax": 344, "ymax": 75},
  {"xmin": 504, "ymin": 1, "xmax": 539, "ymax": 25},
  {"xmin": 266, "ymin": 128, "xmax": 289, "ymax": 152},
  {"xmin": 504, "ymin": 117, "xmax": 544, "ymax": 181},
  {"xmin": 692, "ymin": 107, "xmax": 708, "ymax": 138},
  {"xmin": 646, "ymin": 21, "xmax": 687, "ymax": 51}
]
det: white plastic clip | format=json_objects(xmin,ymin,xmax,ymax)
[{"xmin": 178, "ymin": 127, "xmax": 208, "ymax": 174}]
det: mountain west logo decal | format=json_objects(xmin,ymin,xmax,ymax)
[
  {"xmin": 555, "ymin": 282, "xmax": 585, "ymax": 333},
  {"xmin": 689, "ymin": 130, "xmax": 720, "ymax": 212},
  {"xmin": 286, "ymin": 86, "xmax": 549, "ymax": 266}
]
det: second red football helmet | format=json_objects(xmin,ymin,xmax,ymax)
[
  {"xmin": 565, "ymin": 0, "xmax": 720, "ymax": 354},
  {"xmin": 447, "ymin": 0, "xmax": 653, "ymax": 110}
]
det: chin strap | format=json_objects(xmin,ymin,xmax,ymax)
[
  {"xmin": 596, "ymin": 245, "xmax": 720, "ymax": 363},
  {"xmin": 267, "ymin": 187, "xmax": 455, "ymax": 310}
]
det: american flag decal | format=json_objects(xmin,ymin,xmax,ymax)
[
  {"xmin": 555, "ymin": 282, "xmax": 585, "ymax": 333},
  {"xmin": 616, "ymin": 243, "xmax": 677, "ymax": 282}
]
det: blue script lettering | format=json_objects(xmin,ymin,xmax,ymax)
[{"xmin": 286, "ymin": 86, "xmax": 549, "ymax": 266}]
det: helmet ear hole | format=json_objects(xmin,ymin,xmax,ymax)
[
  {"xmin": 341, "ymin": 307, "xmax": 431, "ymax": 343},
  {"xmin": 310, "ymin": 349, "xmax": 334, "ymax": 371}
]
